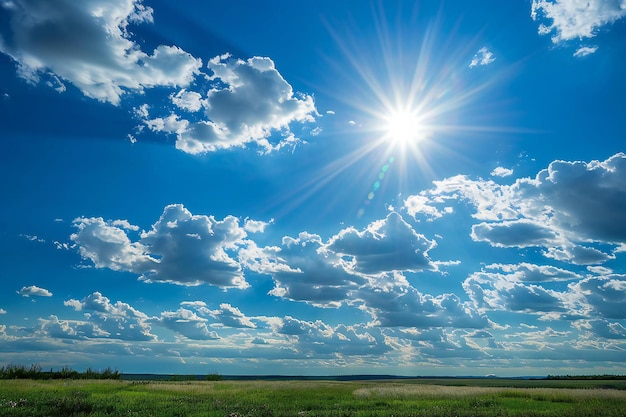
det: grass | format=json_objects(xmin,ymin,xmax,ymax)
[{"xmin": 1, "ymin": 378, "xmax": 625, "ymax": 416}]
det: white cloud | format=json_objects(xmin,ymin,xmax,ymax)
[
  {"xmin": 464, "ymin": 273, "xmax": 567, "ymax": 314},
  {"xmin": 575, "ymin": 319, "xmax": 626, "ymax": 339},
  {"xmin": 471, "ymin": 219, "xmax": 559, "ymax": 248},
  {"xmin": 71, "ymin": 204, "xmax": 250, "ymax": 288},
  {"xmin": 209, "ymin": 303, "xmax": 256, "ymax": 328},
  {"xmin": 404, "ymin": 194, "xmax": 447, "ymax": 219},
  {"xmin": 276, "ymin": 317, "xmax": 391, "ymax": 356},
  {"xmin": 469, "ymin": 47, "xmax": 495, "ymax": 68},
  {"xmin": 0, "ymin": 308, "xmax": 6, "ymax": 314},
  {"xmin": 531, "ymin": 0, "xmax": 626, "ymax": 43},
  {"xmin": 244, "ymin": 218, "xmax": 272, "ymax": 233},
  {"xmin": 143, "ymin": 54, "xmax": 316, "ymax": 154},
  {"xmin": 574, "ymin": 45, "xmax": 599, "ymax": 57},
  {"xmin": 38, "ymin": 315, "xmax": 110, "ymax": 340},
  {"xmin": 18, "ymin": 285, "xmax": 52, "ymax": 297},
  {"xmin": 356, "ymin": 281, "xmax": 489, "ymax": 328},
  {"xmin": 153, "ymin": 308, "xmax": 218, "ymax": 340},
  {"xmin": 569, "ymin": 275, "xmax": 626, "ymax": 319},
  {"xmin": 310, "ymin": 127, "xmax": 322, "ymax": 136},
  {"xmin": 63, "ymin": 292, "xmax": 156, "ymax": 341},
  {"xmin": 20, "ymin": 234, "xmax": 45, "ymax": 243},
  {"xmin": 484, "ymin": 263, "xmax": 582, "ymax": 282},
  {"xmin": 0, "ymin": 0, "xmax": 202, "ymax": 105},
  {"xmin": 405, "ymin": 153, "xmax": 626, "ymax": 265},
  {"xmin": 491, "ymin": 167, "xmax": 513, "ymax": 177},
  {"xmin": 171, "ymin": 89, "xmax": 204, "ymax": 112},
  {"xmin": 246, "ymin": 232, "xmax": 365, "ymax": 308},
  {"xmin": 327, "ymin": 212, "xmax": 436, "ymax": 274}
]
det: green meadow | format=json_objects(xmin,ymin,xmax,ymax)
[{"xmin": 1, "ymin": 378, "xmax": 625, "ymax": 416}]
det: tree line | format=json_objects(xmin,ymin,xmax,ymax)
[
  {"xmin": 546, "ymin": 374, "xmax": 626, "ymax": 380},
  {"xmin": 0, "ymin": 364, "xmax": 120, "ymax": 380}
]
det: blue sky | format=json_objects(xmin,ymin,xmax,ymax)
[{"xmin": 1, "ymin": 0, "xmax": 626, "ymax": 377}]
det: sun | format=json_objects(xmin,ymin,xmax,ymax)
[{"xmin": 382, "ymin": 108, "xmax": 426, "ymax": 146}]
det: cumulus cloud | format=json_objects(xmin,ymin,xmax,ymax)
[
  {"xmin": 569, "ymin": 275, "xmax": 626, "ymax": 319},
  {"xmin": 71, "ymin": 204, "xmax": 250, "ymax": 288},
  {"xmin": 276, "ymin": 317, "xmax": 390, "ymax": 356},
  {"xmin": 209, "ymin": 303, "xmax": 256, "ymax": 328},
  {"xmin": 0, "ymin": 0, "xmax": 201, "ymax": 104},
  {"xmin": 18, "ymin": 285, "xmax": 52, "ymax": 297},
  {"xmin": 327, "ymin": 212, "xmax": 436, "ymax": 274},
  {"xmin": 242, "ymin": 214, "xmax": 437, "ymax": 309},
  {"xmin": 574, "ymin": 319, "xmax": 626, "ymax": 339},
  {"xmin": 464, "ymin": 272, "xmax": 567, "ymax": 314},
  {"xmin": 405, "ymin": 153, "xmax": 626, "ymax": 265},
  {"xmin": 531, "ymin": 0, "xmax": 626, "ymax": 43},
  {"xmin": 63, "ymin": 292, "xmax": 156, "ymax": 341},
  {"xmin": 491, "ymin": 167, "xmax": 513, "ymax": 177},
  {"xmin": 243, "ymin": 232, "xmax": 365, "ymax": 307},
  {"xmin": 153, "ymin": 308, "xmax": 218, "ymax": 340},
  {"xmin": 143, "ymin": 54, "xmax": 317, "ymax": 154},
  {"xmin": 37, "ymin": 315, "xmax": 110, "ymax": 340},
  {"xmin": 356, "ymin": 280, "xmax": 489, "ymax": 328},
  {"xmin": 171, "ymin": 89, "xmax": 204, "ymax": 112},
  {"xmin": 469, "ymin": 47, "xmax": 495, "ymax": 67}
]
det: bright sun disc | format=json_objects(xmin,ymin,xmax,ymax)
[{"xmin": 383, "ymin": 109, "xmax": 425, "ymax": 145}]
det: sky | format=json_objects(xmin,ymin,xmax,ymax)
[{"xmin": 1, "ymin": 0, "xmax": 626, "ymax": 377}]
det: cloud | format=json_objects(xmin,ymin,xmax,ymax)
[
  {"xmin": 405, "ymin": 153, "xmax": 626, "ymax": 265},
  {"xmin": 327, "ymin": 212, "xmax": 436, "ymax": 274},
  {"xmin": 463, "ymin": 273, "xmax": 567, "ymax": 314},
  {"xmin": 356, "ymin": 280, "xmax": 489, "ymax": 328},
  {"xmin": 0, "ymin": 308, "xmax": 6, "ymax": 314},
  {"xmin": 404, "ymin": 195, "xmax": 450, "ymax": 220},
  {"xmin": 0, "ymin": 0, "xmax": 201, "ymax": 105},
  {"xmin": 574, "ymin": 319, "xmax": 626, "ymax": 339},
  {"xmin": 20, "ymin": 234, "xmax": 46, "ymax": 243},
  {"xmin": 243, "ymin": 232, "xmax": 365, "ymax": 308},
  {"xmin": 153, "ymin": 308, "xmax": 218, "ymax": 340},
  {"xmin": 276, "ymin": 317, "xmax": 391, "ymax": 357},
  {"xmin": 484, "ymin": 263, "xmax": 582, "ymax": 282},
  {"xmin": 209, "ymin": 303, "xmax": 256, "ymax": 328},
  {"xmin": 469, "ymin": 47, "xmax": 495, "ymax": 68},
  {"xmin": 171, "ymin": 89, "xmax": 204, "ymax": 112},
  {"xmin": 71, "ymin": 204, "xmax": 250, "ymax": 288},
  {"xmin": 18, "ymin": 285, "xmax": 52, "ymax": 297},
  {"xmin": 490, "ymin": 167, "xmax": 513, "ymax": 177},
  {"xmin": 531, "ymin": 0, "xmax": 626, "ymax": 43},
  {"xmin": 63, "ymin": 292, "xmax": 156, "ymax": 341},
  {"xmin": 574, "ymin": 45, "xmax": 599, "ymax": 57},
  {"xmin": 569, "ymin": 275, "xmax": 626, "ymax": 319},
  {"xmin": 243, "ymin": 218, "xmax": 272, "ymax": 233},
  {"xmin": 37, "ymin": 315, "xmax": 110, "ymax": 340},
  {"xmin": 471, "ymin": 220, "xmax": 559, "ymax": 248},
  {"xmin": 144, "ymin": 54, "xmax": 317, "ymax": 154}
]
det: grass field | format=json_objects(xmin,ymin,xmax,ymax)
[{"xmin": 1, "ymin": 378, "xmax": 625, "ymax": 416}]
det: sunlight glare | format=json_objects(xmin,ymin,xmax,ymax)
[{"xmin": 383, "ymin": 108, "xmax": 426, "ymax": 146}]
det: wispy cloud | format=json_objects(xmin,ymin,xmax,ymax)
[
  {"xmin": 469, "ymin": 47, "xmax": 495, "ymax": 68},
  {"xmin": 574, "ymin": 45, "xmax": 599, "ymax": 57}
]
